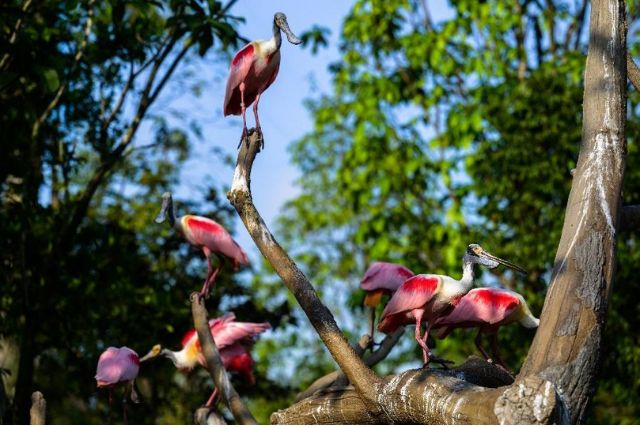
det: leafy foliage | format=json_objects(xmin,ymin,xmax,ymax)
[{"xmin": 0, "ymin": 0, "xmax": 291, "ymax": 423}]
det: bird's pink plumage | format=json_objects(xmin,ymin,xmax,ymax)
[
  {"xmin": 435, "ymin": 288, "xmax": 520, "ymax": 328},
  {"xmin": 182, "ymin": 215, "xmax": 249, "ymax": 266},
  {"xmin": 360, "ymin": 261, "xmax": 414, "ymax": 292},
  {"xmin": 95, "ymin": 346, "xmax": 140, "ymax": 387},
  {"xmin": 220, "ymin": 343, "xmax": 255, "ymax": 383},
  {"xmin": 223, "ymin": 41, "xmax": 281, "ymax": 117},
  {"xmin": 180, "ymin": 313, "xmax": 270, "ymax": 357}
]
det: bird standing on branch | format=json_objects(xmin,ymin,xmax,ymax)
[
  {"xmin": 223, "ymin": 12, "xmax": 302, "ymax": 144},
  {"xmin": 140, "ymin": 313, "xmax": 270, "ymax": 407},
  {"xmin": 378, "ymin": 244, "xmax": 526, "ymax": 366},
  {"xmin": 155, "ymin": 192, "xmax": 249, "ymax": 298},
  {"xmin": 433, "ymin": 287, "xmax": 539, "ymax": 370},
  {"xmin": 360, "ymin": 261, "xmax": 414, "ymax": 339},
  {"xmin": 95, "ymin": 346, "xmax": 141, "ymax": 424}
]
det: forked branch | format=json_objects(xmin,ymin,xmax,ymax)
[
  {"xmin": 227, "ymin": 130, "xmax": 382, "ymax": 410},
  {"xmin": 190, "ymin": 294, "xmax": 256, "ymax": 424}
]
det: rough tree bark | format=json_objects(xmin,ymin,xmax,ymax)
[
  {"xmin": 520, "ymin": 0, "xmax": 626, "ymax": 423},
  {"xmin": 227, "ymin": 0, "xmax": 627, "ymax": 423}
]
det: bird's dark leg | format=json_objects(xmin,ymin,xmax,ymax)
[
  {"xmin": 474, "ymin": 329, "xmax": 493, "ymax": 362},
  {"xmin": 413, "ymin": 313, "xmax": 430, "ymax": 366},
  {"xmin": 489, "ymin": 332, "xmax": 512, "ymax": 375},
  {"xmin": 205, "ymin": 388, "xmax": 219, "ymax": 408},
  {"xmin": 423, "ymin": 325, "xmax": 453, "ymax": 369},
  {"xmin": 238, "ymin": 82, "xmax": 248, "ymax": 148},
  {"xmin": 122, "ymin": 386, "xmax": 129, "ymax": 425},
  {"xmin": 108, "ymin": 388, "xmax": 113, "ymax": 425},
  {"xmin": 199, "ymin": 254, "xmax": 223, "ymax": 299},
  {"xmin": 368, "ymin": 307, "xmax": 376, "ymax": 347},
  {"xmin": 253, "ymin": 93, "xmax": 265, "ymax": 149}
]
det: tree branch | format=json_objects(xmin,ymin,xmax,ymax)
[
  {"xmin": 29, "ymin": 391, "xmax": 45, "ymax": 425},
  {"xmin": 627, "ymin": 52, "xmax": 640, "ymax": 92},
  {"xmin": 31, "ymin": 0, "xmax": 95, "ymax": 140},
  {"xmin": 520, "ymin": 0, "xmax": 627, "ymax": 423},
  {"xmin": 295, "ymin": 328, "xmax": 404, "ymax": 402},
  {"xmin": 190, "ymin": 293, "xmax": 256, "ymax": 425},
  {"xmin": 0, "ymin": 0, "xmax": 33, "ymax": 71},
  {"xmin": 227, "ymin": 130, "xmax": 383, "ymax": 411},
  {"xmin": 57, "ymin": 36, "xmax": 192, "ymax": 251},
  {"xmin": 272, "ymin": 359, "xmax": 555, "ymax": 424}
]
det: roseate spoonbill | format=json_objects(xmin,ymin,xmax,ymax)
[
  {"xmin": 155, "ymin": 192, "xmax": 249, "ymax": 298},
  {"xmin": 377, "ymin": 244, "xmax": 526, "ymax": 366},
  {"xmin": 95, "ymin": 346, "xmax": 140, "ymax": 424},
  {"xmin": 434, "ymin": 287, "xmax": 539, "ymax": 370},
  {"xmin": 140, "ymin": 313, "xmax": 270, "ymax": 407},
  {"xmin": 223, "ymin": 12, "xmax": 302, "ymax": 143},
  {"xmin": 360, "ymin": 261, "xmax": 414, "ymax": 338}
]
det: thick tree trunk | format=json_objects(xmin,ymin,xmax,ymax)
[{"xmin": 519, "ymin": 0, "xmax": 627, "ymax": 423}]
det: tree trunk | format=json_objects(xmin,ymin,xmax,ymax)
[{"xmin": 519, "ymin": 0, "xmax": 627, "ymax": 423}]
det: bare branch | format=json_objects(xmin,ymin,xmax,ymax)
[
  {"xmin": 29, "ymin": 391, "xmax": 45, "ymax": 425},
  {"xmin": 102, "ymin": 62, "xmax": 135, "ymax": 130},
  {"xmin": 227, "ymin": 131, "xmax": 383, "ymax": 411},
  {"xmin": 190, "ymin": 293, "xmax": 256, "ymax": 425},
  {"xmin": 0, "ymin": 0, "xmax": 33, "ymax": 71},
  {"xmin": 627, "ymin": 52, "xmax": 640, "ymax": 92},
  {"xmin": 295, "ymin": 328, "xmax": 404, "ymax": 402},
  {"xmin": 272, "ymin": 359, "xmax": 554, "ymax": 424},
  {"xmin": 31, "ymin": 0, "xmax": 95, "ymax": 140}
]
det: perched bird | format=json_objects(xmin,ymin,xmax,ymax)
[
  {"xmin": 223, "ymin": 12, "xmax": 302, "ymax": 142},
  {"xmin": 95, "ymin": 346, "xmax": 140, "ymax": 424},
  {"xmin": 360, "ymin": 261, "xmax": 414, "ymax": 338},
  {"xmin": 434, "ymin": 287, "xmax": 539, "ymax": 370},
  {"xmin": 377, "ymin": 244, "xmax": 526, "ymax": 366},
  {"xmin": 140, "ymin": 313, "xmax": 270, "ymax": 407},
  {"xmin": 155, "ymin": 192, "xmax": 249, "ymax": 298}
]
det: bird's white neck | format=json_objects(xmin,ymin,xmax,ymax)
[
  {"xmin": 165, "ymin": 347, "xmax": 197, "ymax": 370},
  {"xmin": 272, "ymin": 20, "xmax": 282, "ymax": 50},
  {"xmin": 459, "ymin": 259, "xmax": 475, "ymax": 291}
]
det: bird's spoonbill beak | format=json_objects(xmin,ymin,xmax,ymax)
[
  {"xmin": 139, "ymin": 344, "xmax": 162, "ymax": 362},
  {"xmin": 468, "ymin": 244, "xmax": 527, "ymax": 274},
  {"xmin": 274, "ymin": 12, "xmax": 302, "ymax": 45}
]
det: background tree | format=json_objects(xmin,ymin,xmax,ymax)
[
  {"xmin": 0, "ymin": 0, "xmax": 293, "ymax": 423},
  {"xmin": 276, "ymin": 0, "xmax": 639, "ymax": 422}
]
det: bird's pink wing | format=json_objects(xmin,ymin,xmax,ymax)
[
  {"xmin": 213, "ymin": 321, "xmax": 271, "ymax": 349},
  {"xmin": 360, "ymin": 261, "xmax": 415, "ymax": 292},
  {"xmin": 183, "ymin": 216, "xmax": 249, "ymax": 266},
  {"xmin": 224, "ymin": 43, "xmax": 255, "ymax": 116},
  {"xmin": 380, "ymin": 275, "xmax": 441, "ymax": 320},
  {"xmin": 436, "ymin": 288, "xmax": 520, "ymax": 326},
  {"xmin": 220, "ymin": 343, "xmax": 255, "ymax": 383},
  {"xmin": 95, "ymin": 347, "xmax": 139, "ymax": 386}
]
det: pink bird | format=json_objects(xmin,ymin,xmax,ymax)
[
  {"xmin": 223, "ymin": 12, "xmax": 302, "ymax": 142},
  {"xmin": 141, "ymin": 313, "xmax": 270, "ymax": 407},
  {"xmin": 377, "ymin": 244, "xmax": 526, "ymax": 367},
  {"xmin": 155, "ymin": 192, "xmax": 249, "ymax": 298},
  {"xmin": 359, "ymin": 261, "xmax": 414, "ymax": 338},
  {"xmin": 433, "ymin": 287, "xmax": 539, "ymax": 370},
  {"xmin": 95, "ymin": 346, "xmax": 140, "ymax": 423}
]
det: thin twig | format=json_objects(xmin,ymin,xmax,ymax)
[
  {"xmin": 190, "ymin": 293, "xmax": 256, "ymax": 425},
  {"xmin": 227, "ymin": 130, "xmax": 383, "ymax": 412},
  {"xmin": 0, "ymin": 0, "xmax": 33, "ymax": 70},
  {"xmin": 31, "ymin": 0, "xmax": 95, "ymax": 140}
]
